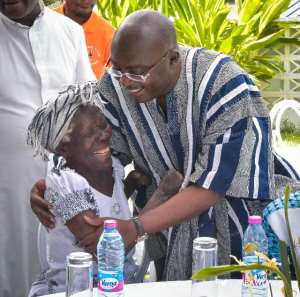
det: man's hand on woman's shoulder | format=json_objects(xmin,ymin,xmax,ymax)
[{"xmin": 30, "ymin": 179, "xmax": 56, "ymax": 228}]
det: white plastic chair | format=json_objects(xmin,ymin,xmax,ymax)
[
  {"xmin": 132, "ymin": 241, "xmax": 153, "ymax": 283},
  {"xmin": 37, "ymin": 223, "xmax": 49, "ymax": 271},
  {"xmin": 270, "ymin": 99, "xmax": 300, "ymax": 146}
]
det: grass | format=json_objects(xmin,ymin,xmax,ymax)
[{"xmin": 281, "ymin": 131, "xmax": 300, "ymax": 146}]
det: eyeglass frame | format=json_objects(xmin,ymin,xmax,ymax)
[{"xmin": 104, "ymin": 50, "xmax": 171, "ymax": 83}]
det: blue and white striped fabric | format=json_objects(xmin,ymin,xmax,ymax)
[
  {"xmin": 96, "ymin": 46, "xmax": 299, "ymax": 280},
  {"xmin": 273, "ymin": 150, "xmax": 300, "ymax": 181}
]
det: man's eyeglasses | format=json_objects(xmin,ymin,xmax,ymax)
[{"xmin": 105, "ymin": 50, "xmax": 170, "ymax": 83}]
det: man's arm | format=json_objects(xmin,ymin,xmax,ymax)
[
  {"xmin": 123, "ymin": 185, "xmax": 221, "ymax": 247},
  {"xmin": 30, "ymin": 179, "xmax": 55, "ymax": 228},
  {"xmin": 83, "ymin": 185, "xmax": 221, "ymax": 252},
  {"xmin": 139, "ymin": 185, "xmax": 220, "ymax": 234}
]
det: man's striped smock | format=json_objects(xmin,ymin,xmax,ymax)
[{"xmin": 96, "ymin": 46, "xmax": 300, "ymax": 280}]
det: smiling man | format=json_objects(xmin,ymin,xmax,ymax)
[
  {"xmin": 0, "ymin": 0, "xmax": 94, "ymax": 295},
  {"xmin": 92, "ymin": 9, "xmax": 300, "ymax": 279},
  {"xmin": 30, "ymin": 9, "xmax": 300, "ymax": 281}
]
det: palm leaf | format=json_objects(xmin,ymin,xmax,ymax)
[
  {"xmin": 121, "ymin": 0, "xmax": 131, "ymax": 21},
  {"xmin": 244, "ymin": 12, "xmax": 262, "ymax": 35},
  {"xmin": 219, "ymin": 37, "xmax": 233, "ymax": 53},
  {"xmin": 274, "ymin": 20, "xmax": 300, "ymax": 29},
  {"xmin": 243, "ymin": 30, "xmax": 285, "ymax": 50},
  {"xmin": 192, "ymin": 263, "xmax": 293, "ymax": 297},
  {"xmin": 246, "ymin": 62, "xmax": 276, "ymax": 78},
  {"xmin": 211, "ymin": 7, "xmax": 231, "ymax": 42},
  {"xmin": 283, "ymin": 185, "xmax": 300, "ymax": 290},
  {"xmin": 279, "ymin": 240, "xmax": 292, "ymax": 285},
  {"xmin": 275, "ymin": 37, "xmax": 300, "ymax": 46},
  {"xmin": 258, "ymin": 0, "xmax": 291, "ymax": 34},
  {"xmin": 174, "ymin": 19, "xmax": 201, "ymax": 46},
  {"xmin": 170, "ymin": 0, "xmax": 190, "ymax": 21},
  {"xmin": 235, "ymin": 0, "xmax": 243, "ymax": 15},
  {"xmin": 185, "ymin": 0, "xmax": 205, "ymax": 45},
  {"xmin": 239, "ymin": 0, "xmax": 262, "ymax": 25},
  {"xmin": 257, "ymin": 58, "xmax": 283, "ymax": 73},
  {"xmin": 160, "ymin": 0, "xmax": 169, "ymax": 15},
  {"xmin": 96, "ymin": 0, "xmax": 300, "ymax": 86}
]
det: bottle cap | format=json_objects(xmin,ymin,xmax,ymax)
[
  {"xmin": 248, "ymin": 215, "xmax": 262, "ymax": 224},
  {"xmin": 67, "ymin": 252, "xmax": 92, "ymax": 265},
  {"xmin": 104, "ymin": 219, "xmax": 117, "ymax": 228},
  {"xmin": 193, "ymin": 237, "xmax": 217, "ymax": 249}
]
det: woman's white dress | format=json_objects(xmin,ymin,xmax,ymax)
[{"xmin": 28, "ymin": 157, "xmax": 135, "ymax": 296}]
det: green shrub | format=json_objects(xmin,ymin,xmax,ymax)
[{"xmin": 96, "ymin": 0, "xmax": 300, "ymax": 84}]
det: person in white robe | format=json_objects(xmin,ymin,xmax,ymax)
[{"xmin": 0, "ymin": 0, "xmax": 95, "ymax": 295}]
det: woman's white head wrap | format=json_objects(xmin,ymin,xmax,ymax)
[{"xmin": 27, "ymin": 81, "xmax": 105, "ymax": 160}]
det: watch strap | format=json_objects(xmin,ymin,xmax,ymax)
[{"xmin": 132, "ymin": 216, "xmax": 148, "ymax": 242}]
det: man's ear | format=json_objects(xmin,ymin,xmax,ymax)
[{"xmin": 169, "ymin": 49, "xmax": 180, "ymax": 66}]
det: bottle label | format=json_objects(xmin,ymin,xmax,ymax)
[
  {"xmin": 98, "ymin": 270, "xmax": 124, "ymax": 292},
  {"xmin": 242, "ymin": 256, "xmax": 267, "ymax": 287}
]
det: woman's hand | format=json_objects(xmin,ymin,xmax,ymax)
[{"xmin": 30, "ymin": 179, "xmax": 55, "ymax": 228}]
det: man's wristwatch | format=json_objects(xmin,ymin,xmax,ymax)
[{"xmin": 131, "ymin": 216, "xmax": 149, "ymax": 242}]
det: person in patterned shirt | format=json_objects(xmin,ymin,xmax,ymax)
[{"xmin": 55, "ymin": 0, "xmax": 115, "ymax": 78}]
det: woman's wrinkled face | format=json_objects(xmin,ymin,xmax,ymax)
[{"xmin": 58, "ymin": 106, "xmax": 112, "ymax": 174}]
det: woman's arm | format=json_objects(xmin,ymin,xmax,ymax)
[{"xmin": 66, "ymin": 210, "xmax": 100, "ymax": 245}]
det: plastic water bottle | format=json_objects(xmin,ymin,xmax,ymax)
[
  {"xmin": 97, "ymin": 220, "xmax": 125, "ymax": 297},
  {"xmin": 241, "ymin": 215, "xmax": 268, "ymax": 297}
]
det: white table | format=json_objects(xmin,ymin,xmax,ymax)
[{"xmin": 41, "ymin": 279, "xmax": 299, "ymax": 297}]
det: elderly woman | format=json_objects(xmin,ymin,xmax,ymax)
[{"xmin": 27, "ymin": 82, "xmax": 182, "ymax": 296}]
